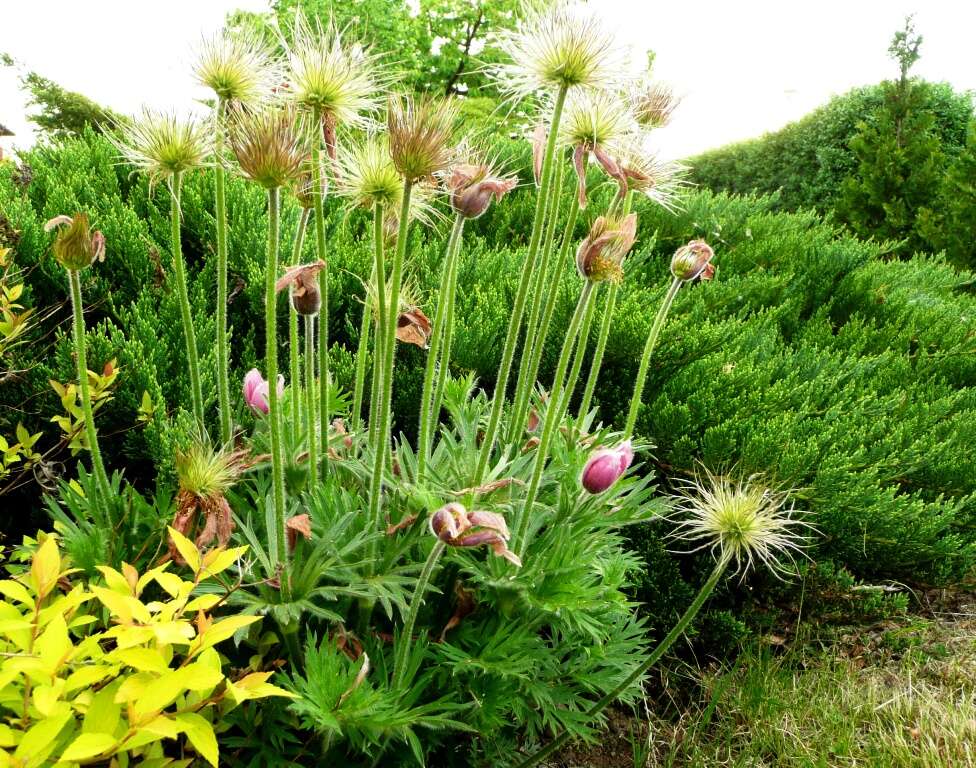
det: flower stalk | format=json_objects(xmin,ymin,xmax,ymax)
[
  {"xmin": 476, "ymin": 84, "xmax": 569, "ymax": 480},
  {"xmin": 214, "ymin": 99, "xmax": 233, "ymax": 445},
  {"xmin": 624, "ymin": 276, "xmax": 681, "ymax": 438},
  {"xmin": 514, "ymin": 279, "xmax": 595, "ymax": 554},
  {"xmin": 304, "ymin": 313, "xmax": 318, "ymax": 487},
  {"xmin": 265, "ymin": 186, "xmax": 287, "ymax": 565},
  {"xmin": 311, "ymin": 106, "xmax": 330, "ymax": 474},
  {"xmin": 288, "ymin": 208, "xmax": 312, "ymax": 423},
  {"xmin": 417, "ymin": 213, "xmax": 465, "ymax": 478},
  {"xmin": 169, "ymin": 172, "xmax": 206, "ymax": 428},
  {"xmin": 557, "ymin": 283, "xmax": 599, "ymax": 420},
  {"xmin": 392, "ymin": 539, "xmax": 446, "ymax": 689},
  {"xmin": 68, "ymin": 270, "xmax": 111, "ymax": 502},
  {"xmin": 366, "ymin": 203, "xmax": 387, "ymax": 448}
]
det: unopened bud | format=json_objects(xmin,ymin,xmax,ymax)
[
  {"xmin": 670, "ymin": 240, "xmax": 715, "ymax": 282},
  {"xmin": 45, "ymin": 213, "xmax": 105, "ymax": 271}
]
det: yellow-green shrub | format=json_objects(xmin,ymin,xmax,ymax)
[{"xmin": 0, "ymin": 532, "xmax": 293, "ymax": 768}]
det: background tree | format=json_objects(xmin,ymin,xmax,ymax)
[
  {"xmin": 21, "ymin": 71, "xmax": 119, "ymax": 140},
  {"xmin": 835, "ymin": 17, "xmax": 945, "ymax": 256},
  {"xmin": 920, "ymin": 120, "xmax": 976, "ymax": 269}
]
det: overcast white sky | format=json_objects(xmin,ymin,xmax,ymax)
[{"xmin": 1, "ymin": 1, "xmax": 974, "ymax": 160}]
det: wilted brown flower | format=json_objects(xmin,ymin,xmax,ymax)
[
  {"xmin": 45, "ymin": 213, "xmax": 105, "ymax": 271},
  {"xmin": 428, "ymin": 502, "xmax": 521, "ymax": 566},
  {"xmin": 447, "ymin": 163, "xmax": 517, "ymax": 219},
  {"xmin": 396, "ymin": 307, "xmax": 432, "ymax": 348},
  {"xmin": 276, "ymin": 259, "xmax": 326, "ymax": 315},
  {"xmin": 286, "ymin": 513, "xmax": 312, "ymax": 552},
  {"xmin": 575, "ymin": 213, "xmax": 638, "ymax": 283}
]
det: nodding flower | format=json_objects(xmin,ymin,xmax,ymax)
[
  {"xmin": 580, "ymin": 440, "xmax": 633, "ymax": 494},
  {"xmin": 276, "ymin": 260, "xmax": 327, "ymax": 316},
  {"xmin": 243, "ymin": 368, "xmax": 284, "ymax": 415},
  {"xmin": 670, "ymin": 239, "xmax": 716, "ymax": 282},
  {"xmin": 575, "ymin": 214, "xmax": 638, "ymax": 284},
  {"xmin": 447, "ymin": 162, "xmax": 517, "ymax": 220},
  {"xmin": 429, "ymin": 502, "xmax": 522, "ymax": 567},
  {"xmin": 395, "ymin": 307, "xmax": 432, "ymax": 349},
  {"xmin": 45, "ymin": 213, "xmax": 105, "ymax": 271}
]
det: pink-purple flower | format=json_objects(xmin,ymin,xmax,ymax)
[
  {"xmin": 580, "ymin": 440, "xmax": 634, "ymax": 494},
  {"xmin": 429, "ymin": 502, "xmax": 522, "ymax": 566},
  {"xmin": 243, "ymin": 368, "xmax": 284, "ymax": 415}
]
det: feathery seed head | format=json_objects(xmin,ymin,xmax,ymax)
[
  {"xmin": 387, "ymin": 94, "xmax": 458, "ymax": 182},
  {"xmin": 559, "ymin": 89, "xmax": 633, "ymax": 151},
  {"xmin": 495, "ymin": 3, "xmax": 622, "ymax": 99},
  {"xmin": 668, "ymin": 468, "xmax": 810, "ymax": 579},
  {"xmin": 45, "ymin": 213, "xmax": 105, "ymax": 271},
  {"xmin": 176, "ymin": 441, "xmax": 246, "ymax": 501},
  {"xmin": 229, "ymin": 104, "xmax": 309, "ymax": 189},
  {"xmin": 114, "ymin": 110, "xmax": 210, "ymax": 189},
  {"xmin": 334, "ymin": 137, "xmax": 402, "ymax": 210},
  {"xmin": 629, "ymin": 78, "xmax": 679, "ymax": 129},
  {"xmin": 194, "ymin": 29, "xmax": 280, "ymax": 105},
  {"xmin": 614, "ymin": 138, "xmax": 688, "ymax": 212},
  {"xmin": 286, "ymin": 11, "xmax": 382, "ymax": 126}
]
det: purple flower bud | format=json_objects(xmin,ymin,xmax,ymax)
[
  {"xmin": 580, "ymin": 440, "xmax": 634, "ymax": 494},
  {"xmin": 243, "ymin": 368, "xmax": 284, "ymax": 415}
]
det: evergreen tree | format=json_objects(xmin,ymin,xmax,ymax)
[
  {"xmin": 836, "ymin": 17, "xmax": 945, "ymax": 255},
  {"xmin": 920, "ymin": 121, "xmax": 976, "ymax": 269}
]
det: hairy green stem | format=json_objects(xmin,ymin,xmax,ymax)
[
  {"xmin": 393, "ymin": 540, "xmax": 446, "ymax": 689},
  {"xmin": 508, "ymin": 159, "xmax": 566, "ymax": 441},
  {"xmin": 367, "ymin": 202, "xmax": 387, "ymax": 450},
  {"xmin": 514, "ymin": 281, "xmax": 595, "ymax": 555},
  {"xmin": 351, "ymin": 262, "xmax": 378, "ymax": 431},
  {"xmin": 624, "ymin": 276, "xmax": 682, "ymax": 438},
  {"xmin": 509, "ymin": 185, "xmax": 582, "ymax": 442},
  {"xmin": 577, "ymin": 191, "xmax": 631, "ymax": 425},
  {"xmin": 304, "ymin": 313, "xmax": 318, "ymax": 487},
  {"xmin": 169, "ymin": 172, "xmax": 205, "ymax": 428},
  {"xmin": 429, "ymin": 221, "xmax": 463, "ymax": 444},
  {"xmin": 265, "ymin": 186, "xmax": 287, "ymax": 565},
  {"xmin": 311, "ymin": 106, "xmax": 330, "ymax": 473},
  {"xmin": 368, "ymin": 184, "xmax": 412, "ymax": 548},
  {"xmin": 557, "ymin": 283, "xmax": 599, "ymax": 421},
  {"xmin": 476, "ymin": 84, "xmax": 569, "ymax": 481},
  {"xmin": 418, "ymin": 214, "xmax": 465, "ymax": 479},
  {"xmin": 515, "ymin": 558, "xmax": 728, "ymax": 768},
  {"xmin": 214, "ymin": 99, "xmax": 232, "ymax": 445},
  {"xmin": 68, "ymin": 269, "xmax": 111, "ymax": 502},
  {"xmin": 288, "ymin": 208, "xmax": 312, "ymax": 429}
]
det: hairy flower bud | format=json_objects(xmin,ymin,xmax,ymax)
[
  {"xmin": 448, "ymin": 164, "xmax": 517, "ymax": 219},
  {"xmin": 670, "ymin": 239, "xmax": 715, "ymax": 282},
  {"xmin": 429, "ymin": 502, "xmax": 521, "ymax": 566},
  {"xmin": 575, "ymin": 214, "xmax": 637, "ymax": 283},
  {"xmin": 45, "ymin": 213, "xmax": 105, "ymax": 271},
  {"xmin": 276, "ymin": 260, "xmax": 326, "ymax": 315},
  {"xmin": 580, "ymin": 440, "xmax": 633, "ymax": 494},
  {"xmin": 243, "ymin": 368, "xmax": 285, "ymax": 414}
]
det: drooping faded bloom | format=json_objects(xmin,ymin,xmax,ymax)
[
  {"xmin": 559, "ymin": 90, "xmax": 633, "ymax": 207},
  {"xmin": 581, "ymin": 440, "xmax": 634, "ymax": 493},
  {"xmin": 45, "ymin": 214, "xmax": 105, "ymax": 271},
  {"xmin": 670, "ymin": 239, "xmax": 715, "ymax": 282},
  {"xmin": 575, "ymin": 213, "xmax": 638, "ymax": 283},
  {"xmin": 243, "ymin": 368, "xmax": 285, "ymax": 415},
  {"xmin": 531, "ymin": 124, "xmax": 547, "ymax": 187},
  {"xmin": 113, "ymin": 110, "xmax": 210, "ymax": 192},
  {"xmin": 668, "ymin": 469, "xmax": 810, "ymax": 579},
  {"xmin": 170, "ymin": 442, "xmax": 247, "ymax": 562},
  {"xmin": 286, "ymin": 513, "xmax": 313, "ymax": 552},
  {"xmin": 613, "ymin": 139, "xmax": 688, "ymax": 213},
  {"xmin": 387, "ymin": 94, "xmax": 457, "ymax": 183},
  {"xmin": 229, "ymin": 105, "xmax": 309, "ymax": 189},
  {"xmin": 447, "ymin": 162, "xmax": 518, "ymax": 219},
  {"xmin": 429, "ymin": 502, "xmax": 522, "ymax": 566},
  {"xmin": 395, "ymin": 307, "xmax": 432, "ymax": 348},
  {"xmin": 494, "ymin": 3, "xmax": 622, "ymax": 99},
  {"xmin": 194, "ymin": 28, "xmax": 279, "ymax": 105},
  {"xmin": 628, "ymin": 79, "xmax": 680, "ymax": 129},
  {"xmin": 276, "ymin": 259, "xmax": 327, "ymax": 315}
]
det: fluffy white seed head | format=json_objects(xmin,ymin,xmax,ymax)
[
  {"xmin": 494, "ymin": 3, "xmax": 623, "ymax": 99},
  {"xmin": 113, "ymin": 110, "xmax": 210, "ymax": 190},
  {"xmin": 194, "ymin": 29, "xmax": 280, "ymax": 105},
  {"xmin": 614, "ymin": 137, "xmax": 689, "ymax": 212},
  {"xmin": 558, "ymin": 89, "xmax": 634, "ymax": 151},
  {"xmin": 285, "ymin": 10, "xmax": 382, "ymax": 127},
  {"xmin": 668, "ymin": 468, "xmax": 811, "ymax": 579}
]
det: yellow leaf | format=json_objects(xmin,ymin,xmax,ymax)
[
  {"xmin": 199, "ymin": 546, "xmax": 247, "ymax": 579},
  {"xmin": 31, "ymin": 681, "xmax": 65, "ymax": 717},
  {"xmin": 107, "ymin": 647, "xmax": 168, "ymax": 673},
  {"xmin": 0, "ymin": 723, "xmax": 14, "ymax": 747},
  {"xmin": 114, "ymin": 672, "xmax": 152, "ymax": 705},
  {"xmin": 150, "ymin": 621, "xmax": 195, "ymax": 646},
  {"xmin": 96, "ymin": 566, "xmax": 131, "ymax": 595},
  {"xmin": 91, "ymin": 587, "xmax": 152, "ymax": 625},
  {"xmin": 136, "ymin": 715, "xmax": 181, "ymax": 739},
  {"xmin": 13, "ymin": 710, "xmax": 70, "ymax": 765},
  {"xmin": 30, "ymin": 538, "xmax": 60, "ymax": 599},
  {"xmin": 166, "ymin": 527, "xmax": 200, "ymax": 574},
  {"xmin": 173, "ymin": 712, "xmax": 218, "ymax": 768},
  {"xmin": 65, "ymin": 665, "xmax": 117, "ymax": 693},
  {"xmin": 59, "ymin": 732, "xmax": 117, "ymax": 761},
  {"xmin": 133, "ymin": 671, "xmax": 185, "ymax": 717},
  {"xmin": 136, "ymin": 563, "xmax": 170, "ymax": 594},
  {"xmin": 153, "ymin": 571, "xmax": 185, "ymax": 599},
  {"xmin": 190, "ymin": 615, "xmax": 259, "ymax": 656},
  {"xmin": 184, "ymin": 594, "xmax": 221, "ymax": 612},
  {"xmin": 181, "ymin": 661, "xmax": 223, "ymax": 692},
  {"xmin": 81, "ymin": 684, "xmax": 121, "ymax": 735},
  {"xmin": 35, "ymin": 613, "xmax": 70, "ymax": 673},
  {"xmin": 0, "ymin": 579, "xmax": 34, "ymax": 609}
]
